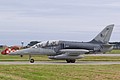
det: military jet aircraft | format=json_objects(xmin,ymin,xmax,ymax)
[{"xmin": 4, "ymin": 24, "xmax": 114, "ymax": 63}]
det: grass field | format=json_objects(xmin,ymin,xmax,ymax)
[
  {"xmin": 0, "ymin": 64, "xmax": 120, "ymax": 80},
  {"xmin": 106, "ymin": 50, "xmax": 120, "ymax": 54},
  {"xmin": 0, "ymin": 49, "xmax": 120, "ymax": 80}
]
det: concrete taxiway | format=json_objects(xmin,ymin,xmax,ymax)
[{"xmin": 0, "ymin": 61, "xmax": 120, "ymax": 65}]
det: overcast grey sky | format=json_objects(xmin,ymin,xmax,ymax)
[{"xmin": 0, "ymin": 0, "xmax": 120, "ymax": 46}]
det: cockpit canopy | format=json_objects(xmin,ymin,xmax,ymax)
[{"xmin": 32, "ymin": 40, "xmax": 60, "ymax": 48}]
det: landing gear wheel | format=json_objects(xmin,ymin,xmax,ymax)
[
  {"xmin": 66, "ymin": 59, "xmax": 76, "ymax": 63},
  {"xmin": 66, "ymin": 59, "xmax": 71, "ymax": 63},
  {"xmin": 20, "ymin": 55, "xmax": 23, "ymax": 57},
  {"xmin": 30, "ymin": 59, "xmax": 34, "ymax": 63},
  {"xmin": 71, "ymin": 59, "xmax": 76, "ymax": 63}
]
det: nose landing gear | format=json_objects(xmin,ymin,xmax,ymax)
[
  {"xmin": 29, "ymin": 55, "xmax": 34, "ymax": 63},
  {"xmin": 30, "ymin": 59, "xmax": 34, "ymax": 63}
]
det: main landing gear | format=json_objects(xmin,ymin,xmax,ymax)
[
  {"xmin": 66, "ymin": 59, "xmax": 76, "ymax": 63},
  {"xmin": 29, "ymin": 55, "xmax": 34, "ymax": 63}
]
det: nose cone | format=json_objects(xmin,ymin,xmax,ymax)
[
  {"xmin": 9, "ymin": 48, "xmax": 31, "ymax": 55},
  {"xmin": 9, "ymin": 47, "xmax": 56, "ymax": 55}
]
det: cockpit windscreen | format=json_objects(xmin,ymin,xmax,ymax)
[{"xmin": 32, "ymin": 40, "xmax": 59, "ymax": 48}]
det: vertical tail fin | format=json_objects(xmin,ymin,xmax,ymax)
[{"xmin": 90, "ymin": 24, "xmax": 114, "ymax": 44}]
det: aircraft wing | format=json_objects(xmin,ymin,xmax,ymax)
[
  {"xmin": 49, "ymin": 49, "xmax": 89, "ymax": 60},
  {"xmin": 60, "ymin": 49, "xmax": 89, "ymax": 56}
]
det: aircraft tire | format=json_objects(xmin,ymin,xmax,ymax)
[
  {"xmin": 66, "ymin": 59, "xmax": 76, "ymax": 63},
  {"xmin": 20, "ymin": 55, "xmax": 23, "ymax": 57},
  {"xmin": 70, "ymin": 59, "xmax": 76, "ymax": 63},
  {"xmin": 66, "ymin": 59, "xmax": 71, "ymax": 63},
  {"xmin": 30, "ymin": 59, "xmax": 34, "ymax": 63}
]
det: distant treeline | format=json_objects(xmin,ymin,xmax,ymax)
[
  {"xmin": 109, "ymin": 42, "xmax": 120, "ymax": 49},
  {"xmin": 0, "ymin": 45, "xmax": 7, "ymax": 48}
]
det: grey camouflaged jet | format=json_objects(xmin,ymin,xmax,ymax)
[{"xmin": 9, "ymin": 24, "xmax": 114, "ymax": 63}]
